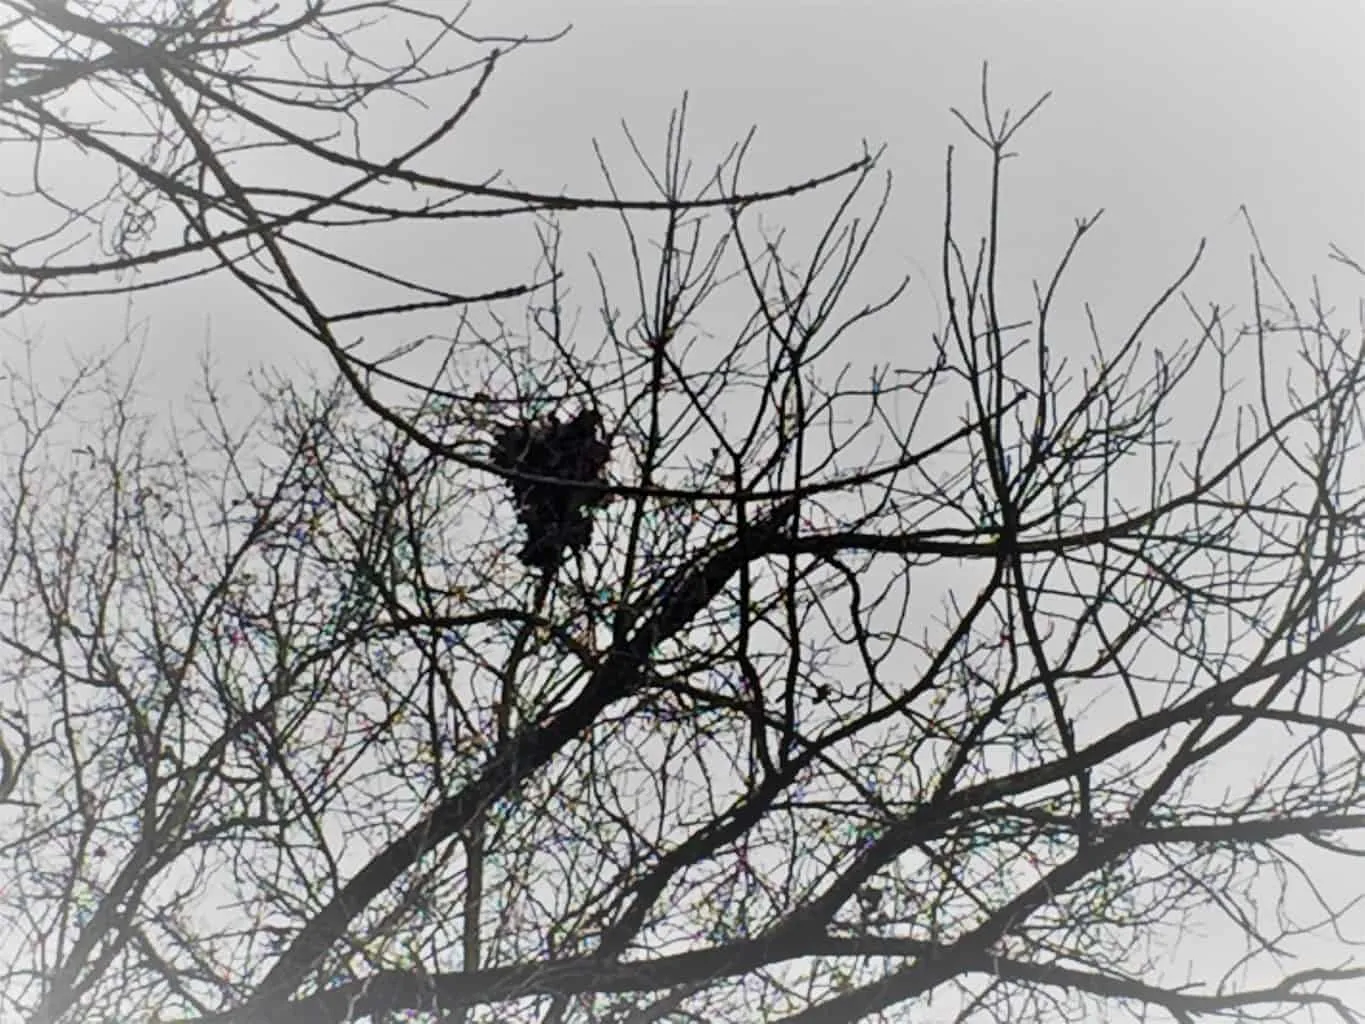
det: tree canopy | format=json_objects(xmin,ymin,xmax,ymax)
[{"xmin": 1, "ymin": 3, "xmax": 1363, "ymax": 1023}]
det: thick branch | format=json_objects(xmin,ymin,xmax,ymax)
[{"xmin": 245, "ymin": 497, "xmax": 800, "ymax": 1012}]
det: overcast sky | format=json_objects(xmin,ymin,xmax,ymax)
[
  {"xmin": 4, "ymin": 1, "xmax": 1363, "ymax": 1018},
  {"xmin": 13, "ymin": 0, "xmax": 1362, "ymax": 394},
  {"xmin": 456, "ymin": 0, "xmax": 1363, "ymax": 316}
]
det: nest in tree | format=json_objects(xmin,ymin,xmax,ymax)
[{"xmin": 489, "ymin": 408, "xmax": 613, "ymax": 571}]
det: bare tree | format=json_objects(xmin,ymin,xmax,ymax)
[
  {"xmin": 2, "ymin": 4, "xmax": 1364, "ymax": 1023},
  {"xmin": 0, "ymin": 0, "xmax": 864, "ymax": 407}
]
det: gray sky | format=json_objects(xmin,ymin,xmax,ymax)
[
  {"xmin": 4, "ymin": 1, "xmax": 1364, "ymax": 1020},
  {"xmin": 456, "ymin": 0, "xmax": 1362, "ymax": 298},
  {"xmin": 13, "ymin": 0, "xmax": 1362, "ymax": 391}
]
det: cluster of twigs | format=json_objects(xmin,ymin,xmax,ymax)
[{"xmin": 488, "ymin": 409, "xmax": 613, "ymax": 570}]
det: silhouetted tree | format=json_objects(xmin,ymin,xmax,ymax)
[{"xmin": 2, "ymin": 6, "xmax": 1364, "ymax": 1024}]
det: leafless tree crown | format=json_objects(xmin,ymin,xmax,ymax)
[{"xmin": 2, "ymin": 5, "xmax": 1364, "ymax": 1024}]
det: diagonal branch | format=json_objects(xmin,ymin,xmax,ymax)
[{"xmin": 245, "ymin": 496, "xmax": 801, "ymax": 1013}]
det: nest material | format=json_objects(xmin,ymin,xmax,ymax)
[{"xmin": 489, "ymin": 408, "xmax": 612, "ymax": 570}]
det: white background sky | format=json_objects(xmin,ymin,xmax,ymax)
[{"xmin": 4, "ymin": 1, "xmax": 1364, "ymax": 1019}]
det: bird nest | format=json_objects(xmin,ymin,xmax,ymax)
[{"xmin": 488, "ymin": 408, "xmax": 613, "ymax": 571}]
